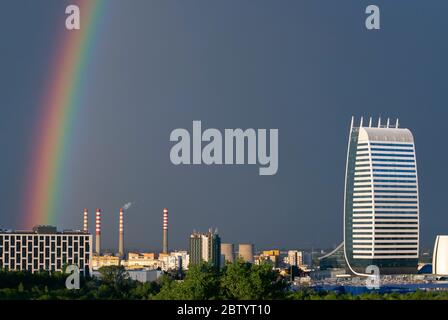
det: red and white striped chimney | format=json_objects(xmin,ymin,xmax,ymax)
[
  {"xmin": 162, "ymin": 208, "xmax": 168, "ymax": 253},
  {"xmin": 83, "ymin": 208, "xmax": 88, "ymax": 233},
  {"xmin": 118, "ymin": 208, "xmax": 124, "ymax": 257},
  {"xmin": 95, "ymin": 208, "xmax": 101, "ymax": 255}
]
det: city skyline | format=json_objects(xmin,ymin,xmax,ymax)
[{"xmin": 1, "ymin": 1, "xmax": 448, "ymax": 251}]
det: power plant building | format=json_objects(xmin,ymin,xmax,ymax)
[
  {"xmin": 238, "ymin": 244, "xmax": 254, "ymax": 263},
  {"xmin": 118, "ymin": 208, "xmax": 124, "ymax": 258},
  {"xmin": 95, "ymin": 208, "xmax": 101, "ymax": 255},
  {"xmin": 221, "ymin": 243, "xmax": 235, "ymax": 263},
  {"xmin": 162, "ymin": 208, "xmax": 168, "ymax": 254}
]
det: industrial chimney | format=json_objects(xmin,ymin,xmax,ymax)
[
  {"xmin": 162, "ymin": 208, "xmax": 168, "ymax": 254},
  {"xmin": 95, "ymin": 208, "xmax": 101, "ymax": 255},
  {"xmin": 83, "ymin": 208, "xmax": 88, "ymax": 233},
  {"xmin": 118, "ymin": 208, "xmax": 124, "ymax": 258}
]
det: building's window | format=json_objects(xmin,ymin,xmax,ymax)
[
  {"xmin": 354, "ymin": 179, "xmax": 371, "ymax": 184},
  {"xmin": 374, "ymin": 185, "xmax": 417, "ymax": 189},
  {"xmin": 375, "ymin": 195, "xmax": 417, "ymax": 199},
  {"xmin": 373, "ymin": 174, "xmax": 417, "ymax": 179},
  {"xmin": 373, "ymin": 169, "xmax": 416, "ymax": 173},
  {"xmin": 371, "ymin": 148, "xmax": 414, "ymax": 153},
  {"xmin": 370, "ymin": 143, "xmax": 413, "ymax": 147},
  {"xmin": 376, "ymin": 199, "xmax": 418, "ymax": 203},
  {"xmin": 374, "ymin": 179, "xmax": 417, "ymax": 184},
  {"xmin": 373, "ymin": 163, "xmax": 416, "ymax": 168},
  {"xmin": 372, "ymin": 158, "xmax": 415, "ymax": 163},
  {"xmin": 375, "ymin": 206, "xmax": 418, "ymax": 209},
  {"xmin": 374, "ymin": 189, "xmax": 417, "ymax": 194}
]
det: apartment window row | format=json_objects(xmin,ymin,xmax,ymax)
[
  {"xmin": 370, "ymin": 143, "xmax": 414, "ymax": 148},
  {"xmin": 372, "ymin": 163, "xmax": 416, "ymax": 168},
  {"xmin": 371, "ymin": 159, "xmax": 415, "ymax": 163},
  {"xmin": 370, "ymin": 148, "xmax": 414, "ymax": 153},
  {"xmin": 373, "ymin": 174, "xmax": 416, "ymax": 179}
]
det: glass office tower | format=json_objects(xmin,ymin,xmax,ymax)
[{"xmin": 344, "ymin": 117, "xmax": 419, "ymax": 275}]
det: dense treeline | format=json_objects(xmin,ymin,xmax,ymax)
[
  {"xmin": 0, "ymin": 260, "xmax": 448, "ymax": 300},
  {"xmin": 290, "ymin": 287, "xmax": 448, "ymax": 300}
]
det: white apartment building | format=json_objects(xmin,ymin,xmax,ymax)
[{"xmin": 0, "ymin": 225, "xmax": 92, "ymax": 274}]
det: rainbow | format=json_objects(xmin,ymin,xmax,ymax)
[{"xmin": 22, "ymin": 0, "xmax": 105, "ymax": 228}]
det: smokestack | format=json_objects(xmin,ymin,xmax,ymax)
[
  {"xmin": 118, "ymin": 208, "xmax": 124, "ymax": 258},
  {"xmin": 83, "ymin": 208, "xmax": 88, "ymax": 233},
  {"xmin": 163, "ymin": 208, "xmax": 168, "ymax": 254},
  {"xmin": 95, "ymin": 208, "xmax": 101, "ymax": 255}
]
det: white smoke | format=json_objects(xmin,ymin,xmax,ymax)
[{"xmin": 122, "ymin": 202, "xmax": 133, "ymax": 210}]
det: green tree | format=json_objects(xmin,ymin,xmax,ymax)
[
  {"xmin": 97, "ymin": 265, "xmax": 134, "ymax": 298},
  {"xmin": 221, "ymin": 259, "xmax": 288, "ymax": 300},
  {"xmin": 154, "ymin": 263, "xmax": 221, "ymax": 300}
]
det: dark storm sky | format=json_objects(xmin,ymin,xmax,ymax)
[{"xmin": 1, "ymin": 0, "xmax": 447, "ymax": 252}]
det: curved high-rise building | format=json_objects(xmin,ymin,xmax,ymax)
[
  {"xmin": 344, "ymin": 117, "xmax": 419, "ymax": 275},
  {"xmin": 433, "ymin": 236, "xmax": 448, "ymax": 276}
]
